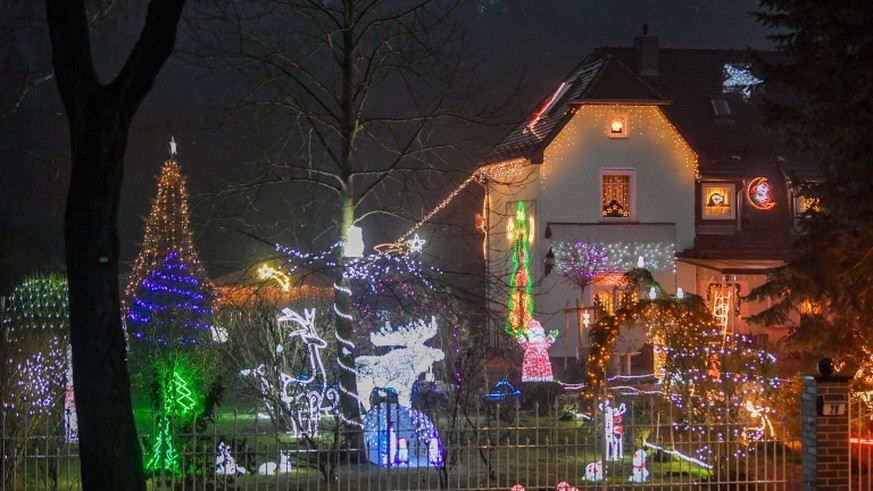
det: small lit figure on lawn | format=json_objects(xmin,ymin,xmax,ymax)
[{"xmin": 517, "ymin": 320, "xmax": 557, "ymax": 382}]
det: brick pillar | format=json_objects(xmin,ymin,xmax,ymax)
[{"xmin": 801, "ymin": 374, "xmax": 850, "ymax": 491}]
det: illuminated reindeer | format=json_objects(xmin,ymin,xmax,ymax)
[
  {"xmin": 241, "ymin": 308, "xmax": 338, "ymax": 437},
  {"xmin": 355, "ymin": 316, "xmax": 445, "ymax": 412}
]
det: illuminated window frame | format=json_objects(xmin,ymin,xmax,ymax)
[
  {"xmin": 600, "ymin": 169, "xmax": 635, "ymax": 221},
  {"xmin": 607, "ymin": 112, "xmax": 629, "ymax": 139},
  {"xmin": 701, "ymin": 182, "xmax": 736, "ymax": 220},
  {"xmin": 592, "ymin": 285, "xmax": 637, "ymax": 317}
]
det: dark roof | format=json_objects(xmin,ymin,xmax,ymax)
[
  {"xmin": 481, "ymin": 42, "xmax": 817, "ymax": 176},
  {"xmin": 481, "ymin": 56, "xmax": 604, "ymax": 165}
]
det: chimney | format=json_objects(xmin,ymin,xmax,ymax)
[{"xmin": 633, "ymin": 25, "xmax": 659, "ymax": 77}]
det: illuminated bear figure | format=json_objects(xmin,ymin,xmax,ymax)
[{"xmin": 363, "ymin": 402, "xmax": 443, "ymax": 468}]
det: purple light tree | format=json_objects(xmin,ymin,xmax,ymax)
[{"xmin": 552, "ymin": 241, "xmax": 620, "ymax": 302}]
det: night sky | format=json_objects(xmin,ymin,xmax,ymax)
[{"xmin": 0, "ymin": 0, "xmax": 772, "ymax": 288}]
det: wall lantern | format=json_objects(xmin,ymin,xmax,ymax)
[{"xmin": 544, "ymin": 246, "xmax": 556, "ymax": 275}]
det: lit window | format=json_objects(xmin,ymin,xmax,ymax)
[
  {"xmin": 601, "ymin": 170, "xmax": 634, "ymax": 220},
  {"xmin": 702, "ymin": 183, "xmax": 736, "ymax": 220},
  {"xmin": 794, "ymin": 194, "xmax": 819, "ymax": 216},
  {"xmin": 608, "ymin": 112, "xmax": 629, "ymax": 138},
  {"xmin": 799, "ymin": 300, "xmax": 822, "ymax": 316},
  {"xmin": 706, "ymin": 282, "xmax": 741, "ymax": 333},
  {"xmin": 592, "ymin": 287, "xmax": 637, "ymax": 316}
]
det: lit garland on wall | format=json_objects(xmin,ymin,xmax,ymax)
[
  {"xmin": 540, "ymin": 105, "xmax": 698, "ymax": 183},
  {"xmin": 2, "ymin": 273, "xmax": 77, "ymax": 441},
  {"xmin": 504, "ymin": 201, "xmax": 535, "ymax": 336},
  {"xmin": 125, "ymin": 149, "xmax": 214, "ymax": 345}
]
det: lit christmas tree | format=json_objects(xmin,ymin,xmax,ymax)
[
  {"xmin": 125, "ymin": 139, "xmax": 214, "ymax": 347},
  {"xmin": 1, "ymin": 273, "xmax": 77, "ymax": 441},
  {"xmin": 504, "ymin": 201, "xmax": 535, "ymax": 336}
]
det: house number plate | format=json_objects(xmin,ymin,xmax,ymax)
[{"xmin": 818, "ymin": 395, "xmax": 847, "ymax": 416}]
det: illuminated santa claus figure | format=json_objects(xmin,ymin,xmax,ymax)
[{"xmin": 517, "ymin": 320, "xmax": 558, "ymax": 382}]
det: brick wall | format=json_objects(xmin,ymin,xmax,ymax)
[{"xmin": 802, "ymin": 375, "xmax": 850, "ymax": 491}]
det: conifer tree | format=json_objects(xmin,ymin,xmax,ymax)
[
  {"xmin": 125, "ymin": 142, "xmax": 214, "ymax": 348},
  {"xmin": 748, "ymin": 1, "xmax": 873, "ymax": 370}
]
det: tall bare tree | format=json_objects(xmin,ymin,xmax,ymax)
[
  {"xmin": 192, "ymin": 0, "xmax": 490, "ymax": 424},
  {"xmin": 45, "ymin": 1, "xmax": 185, "ymax": 488}
]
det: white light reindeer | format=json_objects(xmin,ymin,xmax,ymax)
[
  {"xmin": 600, "ymin": 401, "xmax": 627, "ymax": 461},
  {"xmin": 355, "ymin": 317, "xmax": 445, "ymax": 411},
  {"xmin": 241, "ymin": 308, "xmax": 339, "ymax": 437}
]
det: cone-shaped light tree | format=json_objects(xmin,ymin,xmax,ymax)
[
  {"xmin": 505, "ymin": 201, "xmax": 535, "ymax": 336},
  {"xmin": 125, "ymin": 143, "xmax": 214, "ymax": 348}
]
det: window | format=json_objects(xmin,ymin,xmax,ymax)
[
  {"xmin": 711, "ymin": 99, "xmax": 731, "ymax": 117},
  {"xmin": 607, "ymin": 112, "xmax": 629, "ymax": 138},
  {"xmin": 706, "ymin": 282, "xmax": 741, "ymax": 333},
  {"xmin": 702, "ymin": 183, "xmax": 736, "ymax": 220},
  {"xmin": 593, "ymin": 287, "xmax": 637, "ymax": 316},
  {"xmin": 601, "ymin": 169, "xmax": 634, "ymax": 220}
]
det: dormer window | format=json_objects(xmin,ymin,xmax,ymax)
[
  {"xmin": 702, "ymin": 183, "xmax": 736, "ymax": 220},
  {"xmin": 608, "ymin": 112, "xmax": 629, "ymax": 138},
  {"xmin": 711, "ymin": 99, "xmax": 732, "ymax": 117}
]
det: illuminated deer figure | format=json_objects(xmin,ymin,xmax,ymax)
[
  {"xmin": 355, "ymin": 317, "xmax": 444, "ymax": 412},
  {"xmin": 601, "ymin": 401, "xmax": 627, "ymax": 461},
  {"xmin": 241, "ymin": 308, "xmax": 338, "ymax": 437},
  {"xmin": 278, "ymin": 308, "xmax": 339, "ymax": 436}
]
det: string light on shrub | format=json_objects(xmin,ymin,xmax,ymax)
[{"xmin": 2, "ymin": 273, "xmax": 76, "ymax": 441}]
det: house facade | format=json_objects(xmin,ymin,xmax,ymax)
[{"xmin": 482, "ymin": 36, "xmax": 818, "ymax": 377}]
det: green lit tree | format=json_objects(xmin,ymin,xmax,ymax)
[
  {"xmin": 748, "ymin": 1, "xmax": 873, "ymax": 375},
  {"xmin": 504, "ymin": 201, "xmax": 535, "ymax": 337}
]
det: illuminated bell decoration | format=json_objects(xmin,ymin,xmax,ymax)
[{"xmin": 746, "ymin": 177, "xmax": 775, "ymax": 210}]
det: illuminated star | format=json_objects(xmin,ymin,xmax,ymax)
[{"xmin": 407, "ymin": 234, "xmax": 426, "ymax": 254}]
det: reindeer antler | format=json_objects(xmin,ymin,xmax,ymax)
[
  {"xmin": 369, "ymin": 316, "xmax": 438, "ymax": 347},
  {"xmin": 278, "ymin": 308, "xmax": 317, "ymax": 332}
]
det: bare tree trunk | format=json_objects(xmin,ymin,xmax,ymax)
[{"xmin": 45, "ymin": 1, "xmax": 185, "ymax": 489}]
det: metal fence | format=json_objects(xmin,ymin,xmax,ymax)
[
  {"xmin": 2, "ymin": 395, "xmax": 800, "ymax": 491},
  {"xmin": 850, "ymin": 396, "xmax": 873, "ymax": 490}
]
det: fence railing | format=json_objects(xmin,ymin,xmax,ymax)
[
  {"xmin": 849, "ymin": 396, "xmax": 873, "ymax": 491},
  {"xmin": 3, "ymin": 394, "xmax": 801, "ymax": 491}
]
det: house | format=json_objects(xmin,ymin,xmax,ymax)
[{"xmin": 480, "ymin": 35, "xmax": 818, "ymax": 377}]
